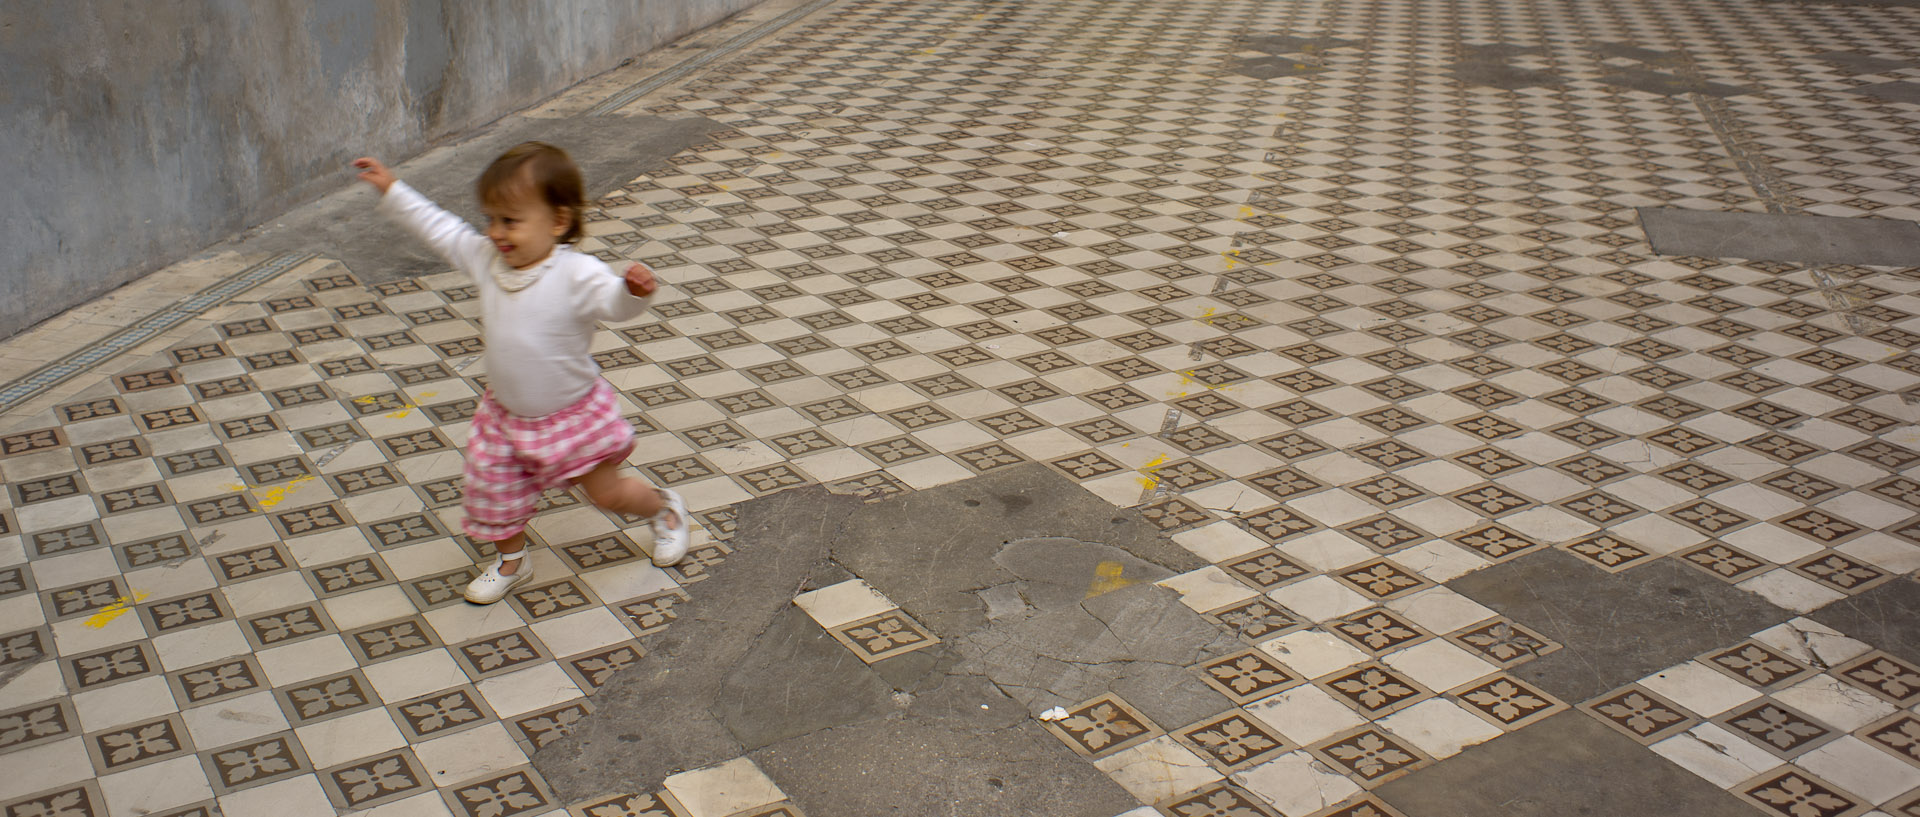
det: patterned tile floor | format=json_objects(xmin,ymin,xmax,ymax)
[{"xmin": 4, "ymin": 0, "xmax": 1920, "ymax": 814}]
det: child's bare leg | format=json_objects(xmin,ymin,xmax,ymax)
[
  {"xmin": 574, "ymin": 456, "xmax": 676, "ymax": 525},
  {"xmin": 492, "ymin": 532, "xmax": 527, "ymax": 575}
]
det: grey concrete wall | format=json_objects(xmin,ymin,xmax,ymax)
[{"xmin": 1, "ymin": 0, "xmax": 763, "ymax": 340}]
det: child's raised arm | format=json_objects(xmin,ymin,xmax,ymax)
[{"xmin": 357, "ymin": 156, "xmax": 492, "ymax": 279}]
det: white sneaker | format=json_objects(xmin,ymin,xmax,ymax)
[
  {"xmin": 465, "ymin": 556, "xmax": 533, "ymax": 604},
  {"xmin": 650, "ymin": 489, "xmax": 691, "ymax": 566}
]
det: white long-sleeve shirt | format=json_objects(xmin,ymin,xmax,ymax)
[{"xmin": 379, "ymin": 181, "xmax": 653, "ymax": 417}]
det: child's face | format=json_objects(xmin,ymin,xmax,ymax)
[{"xmin": 482, "ymin": 192, "xmax": 570, "ymax": 270}]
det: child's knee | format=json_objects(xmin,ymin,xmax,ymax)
[{"xmin": 585, "ymin": 478, "xmax": 651, "ymax": 514}]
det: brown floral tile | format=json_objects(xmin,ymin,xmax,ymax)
[
  {"xmin": 828, "ymin": 610, "xmax": 939, "ymax": 663},
  {"xmin": 1703, "ymin": 641, "xmax": 1812, "ymax": 689},
  {"xmin": 617, "ymin": 588, "xmax": 690, "ymax": 637},
  {"xmin": 1448, "ymin": 524, "xmax": 1540, "ymax": 562},
  {"xmin": 1449, "ymin": 618, "xmax": 1560, "ymax": 667},
  {"xmin": 243, "ymin": 603, "xmax": 334, "ymax": 648},
  {"xmin": 1717, "ymin": 700, "xmax": 1840, "ymax": 760},
  {"xmin": 1157, "ymin": 783, "xmax": 1279, "ymax": 817},
  {"xmin": 200, "ymin": 732, "xmax": 312, "ymax": 793},
  {"xmin": 571, "ymin": 790, "xmax": 682, "ymax": 817},
  {"xmin": 1311, "ymin": 795, "xmax": 1412, "ymax": 817},
  {"xmin": 1453, "ymin": 674, "xmax": 1565, "ymax": 730},
  {"xmin": 507, "ymin": 579, "xmax": 602, "ymax": 623},
  {"xmin": 563, "ymin": 643, "xmax": 643, "ymax": 693},
  {"xmin": 1311, "ymin": 726, "xmax": 1429, "ymax": 788},
  {"xmin": 277, "ymin": 670, "xmax": 379, "ymax": 725},
  {"xmin": 1336, "ymin": 560, "xmax": 1432, "ymax": 600},
  {"xmin": 1862, "ymin": 713, "xmax": 1920, "ymax": 768},
  {"xmin": 1678, "ymin": 543, "xmax": 1771, "ymax": 583},
  {"xmin": 454, "ymin": 629, "xmax": 551, "ymax": 680},
  {"xmin": 1736, "ymin": 768, "xmax": 1867, "ymax": 817},
  {"xmin": 1560, "ymin": 535, "xmax": 1653, "ymax": 573},
  {"xmin": 1195, "ymin": 650, "xmax": 1303, "ymax": 706},
  {"xmin": 1331, "ymin": 609, "xmax": 1430, "ymax": 655},
  {"xmin": 345, "ymin": 617, "xmax": 441, "ymax": 664},
  {"xmin": 0, "ymin": 699, "xmax": 74, "ymax": 753},
  {"xmin": 87, "ymin": 714, "xmax": 193, "ymax": 773},
  {"xmin": 212, "ymin": 544, "xmax": 294, "ymax": 582},
  {"xmin": 64, "ymin": 642, "xmax": 155, "ymax": 690},
  {"xmin": 320, "ymin": 749, "xmax": 430, "ymax": 811},
  {"xmin": 1319, "ymin": 663, "xmax": 1432, "ymax": 716},
  {"xmin": 392, "ymin": 686, "xmax": 494, "ymax": 742},
  {"xmin": 1174, "ymin": 709, "xmax": 1292, "ymax": 773},
  {"xmin": 1343, "ymin": 515, "xmax": 1424, "ymax": 553},
  {"xmin": 0, "ymin": 783, "xmax": 104, "ymax": 817},
  {"xmin": 1207, "ymin": 597, "xmax": 1303, "ymax": 643},
  {"xmin": 512, "ymin": 700, "xmax": 594, "ymax": 750},
  {"xmin": 139, "ymin": 591, "xmax": 229, "ymax": 634},
  {"xmin": 1836, "ymin": 652, "xmax": 1920, "ymax": 706},
  {"xmin": 402, "ymin": 566, "xmax": 481, "ymax": 610},
  {"xmin": 1220, "ymin": 549, "xmax": 1311, "ymax": 591},
  {"xmin": 1792, "ymin": 552, "xmax": 1888, "ymax": 594},
  {"xmin": 1040, "ymin": 694, "xmax": 1159, "ymax": 759},
  {"xmin": 168, "ymin": 656, "xmax": 266, "ymax": 707},
  {"xmin": 666, "ymin": 541, "xmax": 732, "ymax": 583},
  {"xmin": 1582, "ymin": 684, "xmax": 1696, "ymax": 744},
  {"xmin": 443, "ymin": 768, "xmax": 553, "ymax": 817}
]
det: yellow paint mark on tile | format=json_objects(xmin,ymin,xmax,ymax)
[
  {"xmin": 225, "ymin": 475, "xmax": 318, "ymax": 509},
  {"xmin": 1085, "ymin": 561, "xmax": 1138, "ymax": 599},
  {"xmin": 1137, "ymin": 454, "xmax": 1169, "ymax": 490},
  {"xmin": 84, "ymin": 592, "xmax": 151, "ymax": 628}
]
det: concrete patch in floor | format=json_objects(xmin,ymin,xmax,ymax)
[
  {"xmin": 1375, "ymin": 711, "xmax": 1757, "ymax": 816},
  {"xmin": 1639, "ymin": 207, "xmax": 1920, "ymax": 268},
  {"xmin": 1445, "ymin": 549, "xmax": 1792, "ymax": 702},
  {"xmin": 1809, "ymin": 576, "xmax": 1920, "ymax": 665},
  {"xmin": 533, "ymin": 464, "xmax": 1226, "ymax": 813}
]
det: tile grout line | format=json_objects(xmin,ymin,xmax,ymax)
[
  {"xmin": 585, "ymin": 0, "xmax": 844, "ymax": 117},
  {"xmin": 0, "ymin": 251, "xmax": 316, "ymax": 413}
]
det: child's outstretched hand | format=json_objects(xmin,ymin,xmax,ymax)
[
  {"xmin": 625, "ymin": 262, "xmax": 659, "ymax": 297},
  {"xmin": 353, "ymin": 157, "xmax": 396, "ymax": 194}
]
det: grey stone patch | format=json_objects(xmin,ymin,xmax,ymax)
[
  {"xmin": 1810, "ymin": 576, "xmax": 1920, "ymax": 665},
  {"xmin": 1458, "ymin": 43, "xmax": 1545, "ymax": 61},
  {"xmin": 1600, "ymin": 68, "xmax": 1753, "ymax": 98},
  {"xmin": 1232, "ymin": 56, "xmax": 1327, "ymax": 79},
  {"xmin": 954, "ymin": 582, "xmax": 1240, "ymax": 727},
  {"xmin": 1240, "ymin": 35, "xmax": 1359, "ymax": 54},
  {"xmin": 1852, "ymin": 80, "xmax": 1920, "ymax": 106},
  {"xmin": 1445, "ymin": 549, "xmax": 1791, "ymax": 702},
  {"xmin": 1448, "ymin": 62, "xmax": 1562, "ymax": 90},
  {"xmin": 242, "ymin": 113, "xmax": 723, "ymax": 284},
  {"xmin": 1640, "ymin": 206, "xmax": 1920, "ymax": 268},
  {"xmin": 533, "ymin": 486, "xmax": 865, "ymax": 800},
  {"xmin": 537, "ymin": 464, "xmax": 1231, "ymax": 808},
  {"xmin": 1375, "ymin": 711, "xmax": 1756, "ymax": 817},
  {"xmin": 752, "ymin": 674, "xmax": 1138, "ymax": 817},
  {"xmin": 830, "ymin": 463, "xmax": 1207, "ymax": 640},
  {"xmin": 1815, "ymin": 52, "xmax": 1916, "ymax": 74},
  {"xmin": 708, "ymin": 604, "xmax": 899, "ymax": 750},
  {"xmin": 1593, "ymin": 42, "xmax": 1683, "ymax": 65}
]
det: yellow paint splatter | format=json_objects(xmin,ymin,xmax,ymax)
[
  {"xmin": 84, "ymin": 592, "xmax": 150, "ymax": 628},
  {"xmin": 1085, "ymin": 561, "xmax": 1138, "ymax": 599},
  {"xmin": 225, "ymin": 475, "xmax": 317, "ymax": 508},
  {"xmin": 1136, "ymin": 454, "xmax": 1169, "ymax": 490}
]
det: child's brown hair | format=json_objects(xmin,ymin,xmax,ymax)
[{"xmin": 477, "ymin": 142, "xmax": 587, "ymax": 244}]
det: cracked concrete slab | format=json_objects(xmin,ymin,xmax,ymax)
[
  {"xmin": 535, "ymin": 464, "xmax": 1232, "ymax": 812},
  {"xmin": 1809, "ymin": 576, "xmax": 1920, "ymax": 665},
  {"xmin": 1376, "ymin": 711, "xmax": 1756, "ymax": 816},
  {"xmin": 1445, "ymin": 549, "xmax": 1792, "ymax": 702},
  {"xmin": 1640, "ymin": 206, "xmax": 1920, "ymax": 268}
]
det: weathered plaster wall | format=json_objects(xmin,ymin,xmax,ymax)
[{"xmin": 1, "ymin": 0, "xmax": 760, "ymax": 339}]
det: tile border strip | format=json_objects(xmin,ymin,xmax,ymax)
[
  {"xmin": 0, "ymin": 251, "xmax": 317, "ymax": 413},
  {"xmin": 585, "ymin": 0, "xmax": 843, "ymax": 117}
]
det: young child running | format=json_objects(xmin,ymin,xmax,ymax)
[{"xmin": 353, "ymin": 142, "xmax": 689, "ymax": 604}]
